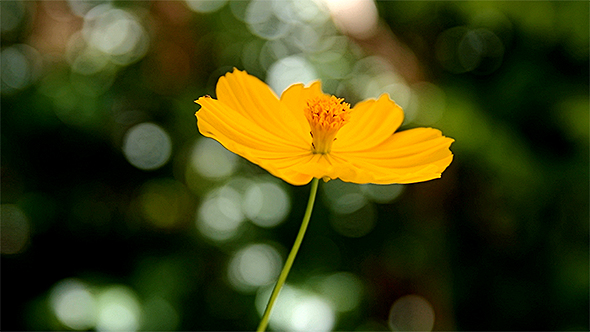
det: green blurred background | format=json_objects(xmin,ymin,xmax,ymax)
[{"xmin": 2, "ymin": 1, "xmax": 588, "ymax": 331}]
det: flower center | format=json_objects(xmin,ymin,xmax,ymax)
[{"xmin": 304, "ymin": 95, "xmax": 351, "ymax": 154}]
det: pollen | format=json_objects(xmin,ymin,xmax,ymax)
[{"xmin": 304, "ymin": 95, "xmax": 351, "ymax": 154}]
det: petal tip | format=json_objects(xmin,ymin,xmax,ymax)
[
  {"xmin": 194, "ymin": 95, "xmax": 212, "ymax": 108},
  {"xmin": 308, "ymin": 80, "xmax": 322, "ymax": 89},
  {"xmin": 378, "ymin": 93, "xmax": 391, "ymax": 101},
  {"xmin": 195, "ymin": 95, "xmax": 211, "ymax": 102}
]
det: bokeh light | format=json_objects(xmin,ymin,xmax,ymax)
[
  {"xmin": 0, "ymin": 204, "xmax": 31, "ymax": 254},
  {"xmin": 388, "ymin": 294, "xmax": 435, "ymax": 332},
  {"xmin": 360, "ymin": 183, "xmax": 404, "ymax": 204},
  {"xmin": 290, "ymin": 296, "xmax": 335, "ymax": 332},
  {"xmin": 243, "ymin": 179, "xmax": 291, "ymax": 228},
  {"xmin": 322, "ymin": 180, "xmax": 404, "ymax": 237},
  {"xmin": 82, "ymin": 4, "xmax": 149, "ymax": 65},
  {"xmin": 267, "ymin": 55, "xmax": 318, "ymax": 95},
  {"xmin": 67, "ymin": 0, "xmax": 109, "ymax": 17},
  {"xmin": 1, "ymin": 44, "xmax": 41, "ymax": 95},
  {"xmin": 185, "ymin": 0, "xmax": 227, "ymax": 14},
  {"xmin": 245, "ymin": 0, "xmax": 293, "ymax": 41},
  {"xmin": 49, "ymin": 279, "xmax": 97, "ymax": 330},
  {"xmin": 95, "ymin": 285, "xmax": 141, "ymax": 332},
  {"xmin": 256, "ymin": 285, "xmax": 336, "ymax": 332},
  {"xmin": 348, "ymin": 56, "xmax": 413, "ymax": 111},
  {"xmin": 322, "ymin": 179, "xmax": 368, "ymax": 214},
  {"xmin": 322, "ymin": 0, "xmax": 378, "ymax": 39},
  {"xmin": 313, "ymin": 272, "xmax": 364, "ymax": 312},
  {"xmin": 49, "ymin": 279, "xmax": 97, "ymax": 331},
  {"xmin": 228, "ymin": 243, "xmax": 283, "ymax": 293},
  {"xmin": 123, "ymin": 122, "xmax": 172, "ymax": 171},
  {"xmin": 196, "ymin": 185, "xmax": 245, "ymax": 242},
  {"xmin": 67, "ymin": 34, "xmax": 111, "ymax": 75},
  {"xmin": 189, "ymin": 138, "xmax": 238, "ymax": 180}
]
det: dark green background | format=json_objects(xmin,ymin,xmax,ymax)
[{"xmin": 2, "ymin": 1, "xmax": 588, "ymax": 331}]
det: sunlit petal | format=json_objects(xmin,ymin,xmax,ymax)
[
  {"xmin": 334, "ymin": 128, "xmax": 454, "ymax": 184},
  {"xmin": 287, "ymin": 154, "xmax": 359, "ymax": 182},
  {"xmin": 195, "ymin": 69, "xmax": 454, "ymax": 186},
  {"xmin": 260, "ymin": 155, "xmax": 316, "ymax": 185},
  {"xmin": 272, "ymin": 169, "xmax": 314, "ymax": 186},
  {"xmin": 216, "ymin": 69, "xmax": 309, "ymax": 146},
  {"xmin": 197, "ymin": 96, "xmax": 306, "ymax": 151},
  {"xmin": 280, "ymin": 81, "xmax": 324, "ymax": 117},
  {"xmin": 333, "ymin": 94, "xmax": 404, "ymax": 152}
]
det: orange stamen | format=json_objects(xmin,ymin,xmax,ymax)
[{"xmin": 304, "ymin": 95, "xmax": 351, "ymax": 154}]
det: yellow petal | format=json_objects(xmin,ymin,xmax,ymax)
[
  {"xmin": 238, "ymin": 150, "xmax": 316, "ymax": 185},
  {"xmin": 279, "ymin": 153, "xmax": 356, "ymax": 183},
  {"xmin": 263, "ymin": 158, "xmax": 315, "ymax": 185},
  {"xmin": 280, "ymin": 81, "xmax": 323, "ymax": 113},
  {"xmin": 333, "ymin": 94, "xmax": 404, "ymax": 152},
  {"xmin": 279, "ymin": 81, "xmax": 325, "ymax": 140},
  {"xmin": 215, "ymin": 69, "xmax": 309, "ymax": 147},
  {"xmin": 195, "ymin": 69, "xmax": 454, "ymax": 186},
  {"xmin": 196, "ymin": 96, "xmax": 306, "ymax": 151},
  {"xmin": 196, "ymin": 77, "xmax": 316, "ymax": 185},
  {"xmin": 332, "ymin": 128, "xmax": 454, "ymax": 184}
]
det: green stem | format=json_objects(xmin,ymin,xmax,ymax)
[{"xmin": 256, "ymin": 177, "xmax": 320, "ymax": 332}]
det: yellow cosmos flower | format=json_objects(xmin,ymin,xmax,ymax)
[{"xmin": 195, "ymin": 69, "xmax": 454, "ymax": 185}]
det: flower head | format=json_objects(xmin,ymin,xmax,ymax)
[
  {"xmin": 305, "ymin": 95, "xmax": 351, "ymax": 154},
  {"xmin": 195, "ymin": 69, "xmax": 454, "ymax": 185}
]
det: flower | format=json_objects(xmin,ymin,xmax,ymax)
[{"xmin": 195, "ymin": 69, "xmax": 454, "ymax": 186}]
